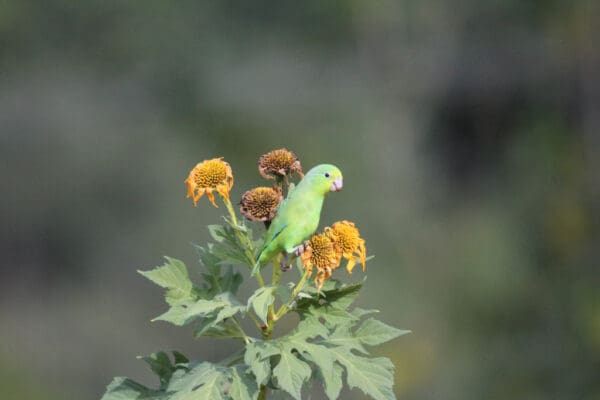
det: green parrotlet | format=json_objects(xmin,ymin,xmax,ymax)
[{"xmin": 252, "ymin": 164, "xmax": 343, "ymax": 274}]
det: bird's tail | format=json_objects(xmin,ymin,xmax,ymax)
[
  {"xmin": 251, "ymin": 258, "xmax": 262, "ymax": 276},
  {"xmin": 251, "ymin": 249, "xmax": 266, "ymax": 276}
]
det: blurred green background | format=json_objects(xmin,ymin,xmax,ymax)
[{"xmin": 1, "ymin": 1, "xmax": 599, "ymax": 399}]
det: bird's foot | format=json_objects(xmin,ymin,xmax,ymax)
[
  {"xmin": 280, "ymin": 254, "xmax": 292, "ymax": 271},
  {"xmin": 292, "ymin": 243, "xmax": 307, "ymax": 257},
  {"xmin": 280, "ymin": 262, "xmax": 292, "ymax": 272},
  {"xmin": 280, "ymin": 244, "xmax": 308, "ymax": 271}
]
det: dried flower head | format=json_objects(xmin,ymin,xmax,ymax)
[
  {"xmin": 326, "ymin": 220, "xmax": 367, "ymax": 274},
  {"xmin": 258, "ymin": 148, "xmax": 303, "ymax": 180},
  {"xmin": 185, "ymin": 157, "xmax": 234, "ymax": 207},
  {"xmin": 301, "ymin": 233, "xmax": 341, "ymax": 291},
  {"xmin": 239, "ymin": 186, "xmax": 283, "ymax": 222}
]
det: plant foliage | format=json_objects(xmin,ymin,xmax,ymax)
[{"xmin": 102, "ymin": 153, "xmax": 408, "ymax": 399}]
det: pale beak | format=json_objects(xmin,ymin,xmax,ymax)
[{"xmin": 330, "ymin": 177, "xmax": 343, "ymax": 192}]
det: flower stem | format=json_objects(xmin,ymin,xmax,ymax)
[
  {"xmin": 247, "ymin": 308, "xmax": 263, "ymax": 331},
  {"xmin": 258, "ymin": 385, "xmax": 268, "ymax": 400},
  {"xmin": 266, "ymin": 254, "xmax": 284, "ymax": 322},
  {"xmin": 273, "ymin": 268, "xmax": 311, "ymax": 321}
]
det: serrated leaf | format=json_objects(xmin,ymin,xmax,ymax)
[
  {"xmin": 138, "ymin": 257, "xmax": 194, "ymax": 306},
  {"xmin": 153, "ymin": 298, "xmax": 225, "ymax": 325},
  {"xmin": 101, "ymin": 377, "xmax": 165, "ymax": 400},
  {"xmin": 351, "ymin": 307, "xmax": 380, "ymax": 318},
  {"xmin": 355, "ymin": 318, "xmax": 411, "ymax": 347},
  {"xmin": 244, "ymin": 341, "xmax": 277, "ymax": 386},
  {"xmin": 154, "ymin": 292, "xmax": 243, "ymax": 326},
  {"xmin": 168, "ymin": 362, "xmax": 228, "ymax": 400},
  {"xmin": 329, "ymin": 348, "xmax": 396, "ymax": 400},
  {"xmin": 138, "ymin": 351, "xmax": 173, "ymax": 390},
  {"xmin": 247, "ymin": 286, "xmax": 275, "ymax": 324},
  {"xmin": 207, "ymin": 224, "xmax": 227, "ymax": 242},
  {"xmin": 206, "ymin": 224, "xmax": 253, "ymax": 267},
  {"xmin": 303, "ymin": 304, "xmax": 358, "ymax": 329},
  {"xmin": 272, "ymin": 347, "xmax": 312, "ymax": 400},
  {"xmin": 194, "ymin": 304, "xmax": 246, "ymax": 339},
  {"xmin": 290, "ymin": 316, "xmax": 329, "ymax": 340},
  {"xmin": 328, "ymin": 325, "xmax": 368, "ymax": 354},
  {"xmin": 220, "ymin": 266, "xmax": 243, "ymax": 294},
  {"xmin": 195, "ymin": 245, "xmax": 244, "ymax": 297},
  {"xmin": 323, "ymin": 281, "xmax": 364, "ymax": 310},
  {"xmin": 229, "ymin": 366, "xmax": 259, "ymax": 400},
  {"xmin": 195, "ymin": 320, "xmax": 244, "ymax": 339},
  {"xmin": 172, "ymin": 351, "xmax": 189, "ymax": 366},
  {"xmin": 296, "ymin": 280, "xmax": 363, "ymax": 313},
  {"xmin": 266, "ymin": 318, "xmax": 334, "ymax": 399},
  {"xmin": 317, "ymin": 363, "xmax": 343, "ymax": 400}
]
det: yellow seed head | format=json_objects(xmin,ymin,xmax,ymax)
[{"xmin": 185, "ymin": 157, "xmax": 234, "ymax": 207}]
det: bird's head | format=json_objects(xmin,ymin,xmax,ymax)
[{"xmin": 304, "ymin": 164, "xmax": 343, "ymax": 195}]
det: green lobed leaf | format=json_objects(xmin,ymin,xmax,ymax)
[
  {"xmin": 138, "ymin": 257, "xmax": 194, "ymax": 306},
  {"xmin": 138, "ymin": 352, "xmax": 174, "ymax": 390},
  {"xmin": 320, "ymin": 280, "xmax": 364, "ymax": 310},
  {"xmin": 154, "ymin": 292, "xmax": 243, "ymax": 326},
  {"xmin": 287, "ymin": 281, "xmax": 407, "ymax": 399},
  {"xmin": 351, "ymin": 307, "xmax": 380, "ymax": 318},
  {"xmin": 207, "ymin": 224, "xmax": 253, "ymax": 267},
  {"xmin": 153, "ymin": 298, "xmax": 225, "ymax": 326},
  {"xmin": 327, "ymin": 325, "xmax": 368, "ymax": 355},
  {"xmin": 302, "ymin": 304, "xmax": 358, "ymax": 330},
  {"xmin": 329, "ymin": 348, "xmax": 396, "ymax": 400},
  {"xmin": 355, "ymin": 318, "xmax": 411, "ymax": 347},
  {"xmin": 272, "ymin": 346, "xmax": 312, "ymax": 400},
  {"xmin": 194, "ymin": 303, "xmax": 246, "ymax": 339},
  {"xmin": 168, "ymin": 362, "xmax": 228, "ymax": 400},
  {"xmin": 195, "ymin": 245, "xmax": 243, "ymax": 298},
  {"xmin": 247, "ymin": 286, "xmax": 275, "ymax": 324},
  {"xmin": 316, "ymin": 363, "xmax": 344, "ymax": 400},
  {"xmin": 266, "ymin": 318, "xmax": 333, "ymax": 399},
  {"xmin": 101, "ymin": 377, "xmax": 165, "ymax": 400},
  {"xmin": 244, "ymin": 341, "xmax": 277, "ymax": 386},
  {"xmin": 172, "ymin": 351, "xmax": 189, "ymax": 366},
  {"xmin": 296, "ymin": 280, "xmax": 363, "ymax": 313},
  {"xmin": 229, "ymin": 365, "xmax": 259, "ymax": 400}
]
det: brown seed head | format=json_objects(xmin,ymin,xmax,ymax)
[
  {"xmin": 239, "ymin": 186, "xmax": 283, "ymax": 222},
  {"xmin": 258, "ymin": 148, "xmax": 303, "ymax": 180}
]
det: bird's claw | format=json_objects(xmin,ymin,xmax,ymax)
[
  {"xmin": 280, "ymin": 263, "xmax": 292, "ymax": 272},
  {"xmin": 280, "ymin": 244, "xmax": 307, "ymax": 271},
  {"xmin": 292, "ymin": 243, "xmax": 307, "ymax": 257}
]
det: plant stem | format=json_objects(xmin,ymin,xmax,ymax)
[
  {"xmin": 271, "ymin": 254, "xmax": 283, "ymax": 286},
  {"xmin": 248, "ymin": 308, "xmax": 263, "ymax": 331},
  {"xmin": 258, "ymin": 385, "xmax": 268, "ymax": 400},
  {"xmin": 265, "ymin": 254, "xmax": 284, "ymax": 322},
  {"xmin": 218, "ymin": 193, "xmax": 309, "ymax": 400},
  {"xmin": 273, "ymin": 268, "xmax": 311, "ymax": 321}
]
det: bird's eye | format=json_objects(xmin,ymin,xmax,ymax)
[{"xmin": 324, "ymin": 172, "xmax": 330, "ymax": 178}]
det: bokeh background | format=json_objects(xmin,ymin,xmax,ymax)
[{"xmin": 1, "ymin": 1, "xmax": 599, "ymax": 399}]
